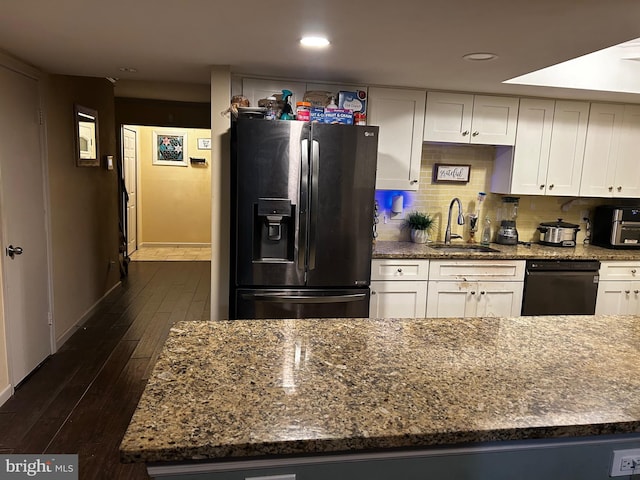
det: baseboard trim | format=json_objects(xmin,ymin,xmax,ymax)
[
  {"xmin": 138, "ymin": 242, "xmax": 211, "ymax": 249},
  {"xmin": 0, "ymin": 383, "xmax": 13, "ymax": 407},
  {"xmin": 55, "ymin": 281, "xmax": 122, "ymax": 350}
]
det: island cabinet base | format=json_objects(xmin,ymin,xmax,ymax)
[{"xmin": 146, "ymin": 434, "xmax": 640, "ymax": 480}]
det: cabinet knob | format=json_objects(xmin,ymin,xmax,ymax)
[
  {"xmin": 472, "ymin": 131, "xmax": 479, "ymax": 137},
  {"xmin": 632, "ymin": 269, "xmax": 637, "ymax": 274},
  {"xmin": 371, "ymin": 291, "xmax": 376, "ymax": 295},
  {"xmin": 480, "ymin": 291, "xmax": 486, "ymax": 295},
  {"xmin": 410, "ymin": 179, "xmax": 418, "ymax": 184},
  {"xmin": 540, "ymin": 184, "xmax": 545, "ymax": 190},
  {"xmin": 470, "ymin": 291, "xmax": 476, "ymax": 295},
  {"xmin": 617, "ymin": 186, "xmax": 622, "ymax": 192},
  {"xmin": 462, "ymin": 130, "xmax": 469, "ymax": 136},
  {"xmin": 625, "ymin": 290, "xmax": 631, "ymax": 294},
  {"xmin": 608, "ymin": 186, "xmax": 614, "ymax": 191},
  {"xmin": 635, "ymin": 290, "xmax": 639, "ymax": 294},
  {"xmin": 548, "ymin": 184, "xmax": 554, "ymax": 189},
  {"xmin": 397, "ymin": 268, "xmax": 403, "ymax": 273}
]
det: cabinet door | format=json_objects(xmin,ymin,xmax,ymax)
[
  {"xmin": 368, "ymin": 87, "xmax": 426, "ymax": 191},
  {"xmin": 595, "ymin": 280, "xmax": 631, "ymax": 315},
  {"xmin": 470, "ymin": 96, "xmax": 519, "ymax": 145},
  {"xmin": 614, "ymin": 105, "xmax": 640, "ymax": 197},
  {"xmin": 545, "ymin": 100, "xmax": 589, "ymax": 196},
  {"xmin": 242, "ymin": 78, "xmax": 306, "ymax": 109},
  {"xmin": 426, "ymin": 281, "xmax": 475, "ymax": 318},
  {"xmin": 509, "ymin": 98, "xmax": 555, "ymax": 195},
  {"xmin": 370, "ymin": 280, "xmax": 427, "ymax": 318},
  {"xmin": 423, "ymin": 92, "xmax": 473, "ymax": 143},
  {"xmin": 579, "ymin": 103, "xmax": 623, "ymax": 197},
  {"xmin": 475, "ymin": 281, "xmax": 523, "ymax": 317},
  {"xmin": 629, "ymin": 281, "xmax": 640, "ymax": 315}
]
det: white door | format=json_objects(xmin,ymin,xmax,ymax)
[
  {"xmin": 369, "ymin": 87, "xmax": 425, "ymax": 190},
  {"xmin": 426, "ymin": 281, "xmax": 475, "ymax": 318},
  {"xmin": 476, "ymin": 281, "xmax": 523, "ymax": 317},
  {"xmin": 423, "ymin": 91, "xmax": 473, "ymax": 143},
  {"xmin": 0, "ymin": 64, "xmax": 51, "ymax": 385},
  {"xmin": 369, "ymin": 280, "xmax": 427, "ymax": 318},
  {"xmin": 123, "ymin": 127, "xmax": 138, "ymax": 254}
]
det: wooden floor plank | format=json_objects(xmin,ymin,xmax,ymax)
[{"xmin": 0, "ymin": 260, "xmax": 211, "ymax": 479}]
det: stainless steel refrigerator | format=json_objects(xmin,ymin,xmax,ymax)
[{"xmin": 230, "ymin": 117, "xmax": 379, "ymax": 319}]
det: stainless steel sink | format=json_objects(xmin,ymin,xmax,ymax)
[{"xmin": 428, "ymin": 244, "xmax": 501, "ymax": 253}]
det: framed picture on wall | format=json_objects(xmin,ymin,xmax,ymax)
[{"xmin": 152, "ymin": 130, "xmax": 188, "ymax": 166}]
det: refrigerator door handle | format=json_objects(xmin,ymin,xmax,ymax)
[
  {"xmin": 308, "ymin": 139, "xmax": 320, "ymax": 270},
  {"xmin": 240, "ymin": 292, "xmax": 367, "ymax": 304},
  {"xmin": 298, "ymin": 139, "xmax": 309, "ymax": 271}
]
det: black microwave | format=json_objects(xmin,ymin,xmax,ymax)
[{"xmin": 592, "ymin": 205, "xmax": 640, "ymax": 249}]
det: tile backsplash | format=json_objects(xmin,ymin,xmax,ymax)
[{"xmin": 375, "ymin": 143, "xmax": 610, "ymax": 244}]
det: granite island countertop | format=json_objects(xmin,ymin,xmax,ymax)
[
  {"xmin": 120, "ymin": 315, "xmax": 640, "ymax": 464},
  {"xmin": 372, "ymin": 240, "xmax": 640, "ymax": 260}
]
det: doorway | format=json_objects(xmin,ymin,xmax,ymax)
[{"xmin": 120, "ymin": 124, "xmax": 212, "ymax": 262}]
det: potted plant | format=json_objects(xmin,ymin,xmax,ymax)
[{"xmin": 403, "ymin": 211, "xmax": 436, "ymax": 244}]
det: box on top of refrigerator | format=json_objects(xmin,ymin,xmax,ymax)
[{"xmin": 338, "ymin": 90, "xmax": 367, "ymax": 114}]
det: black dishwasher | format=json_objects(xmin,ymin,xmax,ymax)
[{"xmin": 521, "ymin": 260, "xmax": 600, "ymax": 316}]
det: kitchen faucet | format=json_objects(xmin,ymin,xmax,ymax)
[{"xmin": 445, "ymin": 197, "xmax": 465, "ymax": 245}]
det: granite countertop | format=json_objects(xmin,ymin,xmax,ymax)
[
  {"xmin": 373, "ymin": 240, "xmax": 640, "ymax": 260},
  {"xmin": 120, "ymin": 316, "xmax": 640, "ymax": 464}
]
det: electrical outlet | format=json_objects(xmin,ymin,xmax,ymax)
[{"xmin": 611, "ymin": 448, "xmax": 640, "ymax": 476}]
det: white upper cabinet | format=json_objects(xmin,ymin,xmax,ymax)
[
  {"xmin": 368, "ymin": 86, "xmax": 426, "ymax": 191},
  {"xmin": 423, "ymin": 92, "xmax": 519, "ymax": 145},
  {"xmin": 492, "ymin": 99, "xmax": 589, "ymax": 196},
  {"xmin": 242, "ymin": 78, "xmax": 306, "ymax": 108},
  {"xmin": 580, "ymin": 103, "xmax": 640, "ymax": 198}
]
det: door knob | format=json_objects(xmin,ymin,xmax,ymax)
[{"xmin": 6, "ymin": 245, "xmax": 23, "ymax": 259}]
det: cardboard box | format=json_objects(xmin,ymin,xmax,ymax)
[
  {"xmin": 338, "ymin": 90, "xmax": 367, "ymax": 114},
  {"xmin": 324, "ymin": 108, "xmax": 353, "ymax": 124},
  {"xmin": 310, "ymin": 107, "xmax": 325, "ymax": 123}
]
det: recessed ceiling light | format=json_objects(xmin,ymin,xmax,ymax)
[
  {"xmin": 462, "ymin": 52, "xmax": 498, "ymax": 61},
  {"xmin": 119, "ymin": 67, "xmax": 138, "ymax": 73},
  {"xmin": 300, "ymin": 36, "xmax": 330, "ymax": 48}
]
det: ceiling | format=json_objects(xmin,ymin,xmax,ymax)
[{"xmin": 2, "ymin": 0, "xmax": 640, "ymax": 103}]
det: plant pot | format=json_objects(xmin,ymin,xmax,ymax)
[{"xmin": 411, "ymin": 229, "xmax": 429, "ymax": 244}]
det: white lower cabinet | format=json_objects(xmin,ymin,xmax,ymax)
[
  {"xmin": 596, "ymin": 281, "xmax": 640, "ymax": 315},
  {"xmin": 596, "ymin": 261, "xmax": 640, "ymax": 315},
  {"xmin": 426, "ymin": 281, "xmax": 523, "ymax": 318},
  {"xmin": 426, "ymin": 260, "xmax": 525, "ymax": 318},
  {"xmin": 370, "ymin": 259, "xmax": 429, "ymax": 318}
]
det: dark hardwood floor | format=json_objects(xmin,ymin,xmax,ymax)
[{"xmin": 0, "ymin": 260, "xmax": 211, "ymax": 479}]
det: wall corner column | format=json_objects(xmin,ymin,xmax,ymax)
[{"xmin": 210, "ymin": 66, "xmax": 231, "ymax": 320}]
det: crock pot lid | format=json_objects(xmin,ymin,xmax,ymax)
[{"xmin": 539, "ymin": 218, "xmax": 579, "ymax": 228}]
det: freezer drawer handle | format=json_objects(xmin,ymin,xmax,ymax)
[{"xmin": 241, "ymin": 293, "xmax": 367, "ymax": 304}]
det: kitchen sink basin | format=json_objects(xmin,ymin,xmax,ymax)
[{"xmin": 428, "ymin": 244, "xmax": 501, "ymax": 253}]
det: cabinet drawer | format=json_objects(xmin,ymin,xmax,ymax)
[
  {"xmin": 599, "ymin": 261, "xmax": 640, "ymax": 281},
  {"xmin": 428, "ymin": 260, "xmax": 525, "ymax": 282},
  {"xmin": 371, "ymin": 259, "xmax": 429, "ymax": 281}
]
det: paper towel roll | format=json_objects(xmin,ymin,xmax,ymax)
[{"xmin": 391, "ymin": 194, "xmax": 404, "ymax": 214}]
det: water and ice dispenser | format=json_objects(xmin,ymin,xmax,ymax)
[{"xmin": 254, "ymin": 198, "xmax": 295, "ymax": 261}]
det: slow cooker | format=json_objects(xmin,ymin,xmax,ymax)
[{"xmin": 537, "ymin": 219, "xmax": 580, "ymax": 247}]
